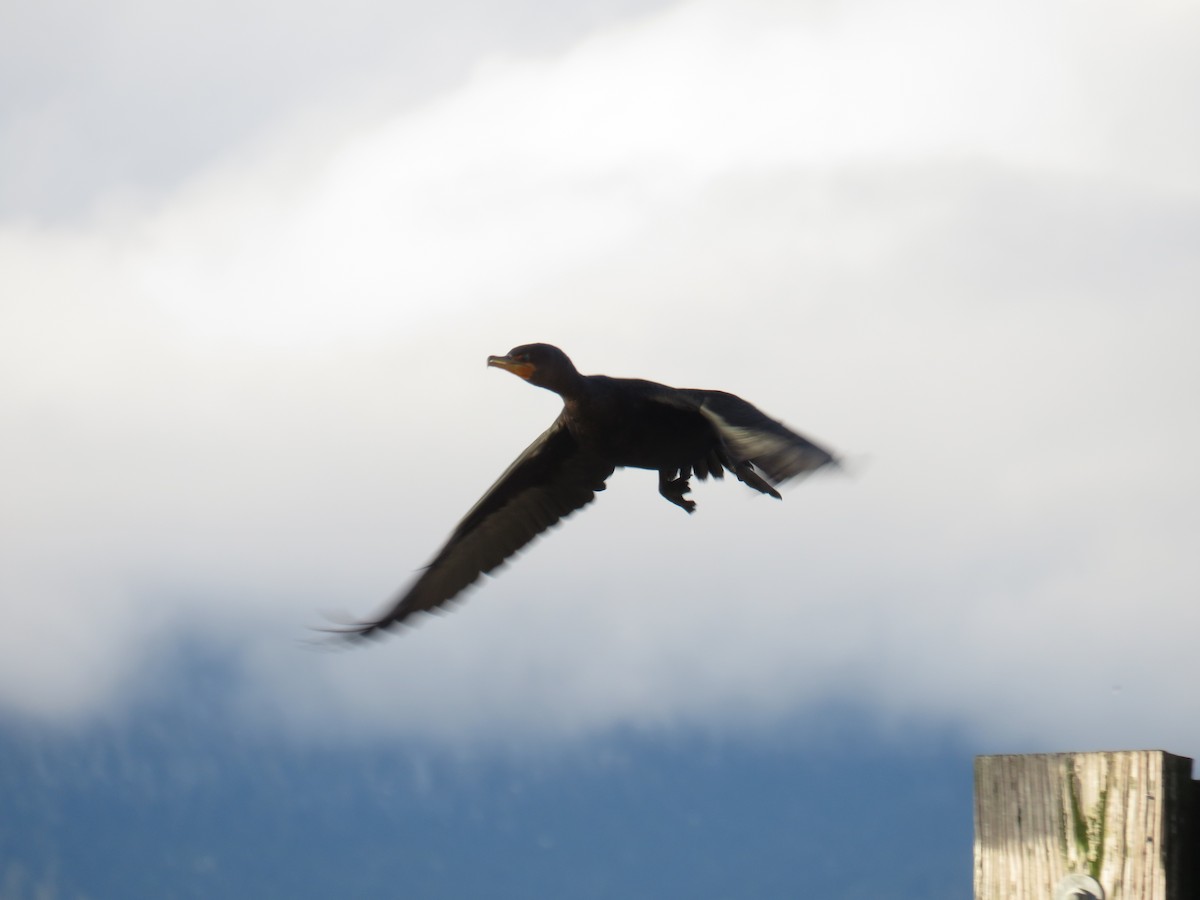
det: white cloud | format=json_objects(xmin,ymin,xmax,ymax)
[
  {"xmin": 1, "ymin": 0, "xmax": 1198, "ymax": 753},
  {"xmin": 0, "ymin": 0, "xmax": 679, "ymax": 220}
]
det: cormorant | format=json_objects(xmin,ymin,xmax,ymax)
[{"xmin": 338, "ymin": 344, "xmax": 836, "ymax": 637}]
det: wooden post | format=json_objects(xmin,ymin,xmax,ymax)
[{"xmin": 974, "ymin": 750, "xmax": 1198, "ymax": 900}]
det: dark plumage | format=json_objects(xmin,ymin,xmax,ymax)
[{"xmin": 337, "ymin": 344, "xmax": 836, "ymax": 638}]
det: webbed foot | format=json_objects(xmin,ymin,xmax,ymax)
[{"xmin": 658, "ymin": 471, "xmax": 696, "ymax": 514}]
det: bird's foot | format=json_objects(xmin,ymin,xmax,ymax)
[{"xmin": 658, "ymin": 474, "xmax": 696, "ymax": 514}]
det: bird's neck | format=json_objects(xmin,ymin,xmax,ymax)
[{"xmin": 545, "ymin": 369, "xmax": 588, "ymax": 401}]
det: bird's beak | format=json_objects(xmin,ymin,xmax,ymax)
[{"xmin": 487, "ymin": 354, "xmax": 535, "ymax": 380}]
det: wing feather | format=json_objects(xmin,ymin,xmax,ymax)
[
  {"xmin": 680, "ymin": 389, "xmax": 836, "ymax": 485},
  {"xmin": 342, "ymin": 417, "xmax": 612, "ymax": 637}
]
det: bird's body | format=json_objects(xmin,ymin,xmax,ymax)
[
  {"xmin": 564, "ymin": 378, "xmax": 713, "ymax": 469},
  {"xmin": 339, "ymin": 344, "xmax": 835, "ymax": 638}
]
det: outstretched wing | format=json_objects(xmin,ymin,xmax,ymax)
[
  {"xmin": 685, "ymin": 389, "xmax": 836, "ymax": 485},
  {"xmin": 339, "ymin": 416, "xmax": 614, "ymax": 637}
]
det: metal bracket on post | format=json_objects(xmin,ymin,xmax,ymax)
[{"xmin": 1054, "ymin": 874, "xmax": 1104, "ymax": 900}]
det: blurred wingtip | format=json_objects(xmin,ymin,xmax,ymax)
[{"xmin": 307, "ymin": 608, "xmax": 403, "ymax": 649}]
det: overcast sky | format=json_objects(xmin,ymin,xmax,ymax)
[{"xmin": 3, "ymin": 0, "xmax": 1198, "ymax": 756}]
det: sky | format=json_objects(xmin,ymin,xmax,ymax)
[{"xmin": 2, "ymin": 0, "xmax": 1199, "ymax": 894}]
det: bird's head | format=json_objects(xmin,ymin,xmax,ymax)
[{"xmin": 488, "ymin": 343, "xmax": 581, "ymax": 395}]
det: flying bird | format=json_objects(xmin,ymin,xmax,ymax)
[{"xmin": 337, "ymin": 344, "xmax": 836, "ymax": 638}]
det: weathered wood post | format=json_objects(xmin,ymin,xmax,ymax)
[{"xmin": 974, "ymin": 750, "xmax": 1198, "ymax": 900}]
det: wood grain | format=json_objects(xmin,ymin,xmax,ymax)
[{"xmin": 974, "ymin": 751, "xmax": 1196, "ymax": 900}]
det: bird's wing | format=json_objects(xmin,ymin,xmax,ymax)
[
  {"xmin": 339, "ymin": 417, "xmax": 613, "ymax": 637},
  {"xmin": 671, "ymin": 388, "xmax": 836, "ymax": 485}
]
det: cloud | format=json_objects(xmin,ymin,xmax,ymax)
[
  {"xmin": 2, "ymin": 0, "xmax": 1198, "ymax": 752},
  {"xmin": 0, "ymin": 0, "xmax": 677, "ymax": 221}
]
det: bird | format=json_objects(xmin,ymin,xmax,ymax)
[{"xmin": 335, "ymin": 343, "xmax": 836, "ymax": 638}]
